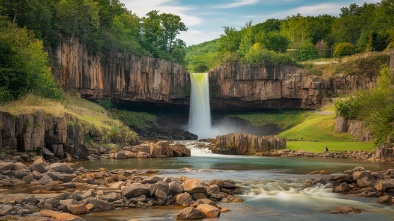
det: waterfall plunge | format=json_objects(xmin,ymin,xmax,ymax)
[{"xmin": 188, "ymin": 73, "xmax": 212, "ymax": 139}]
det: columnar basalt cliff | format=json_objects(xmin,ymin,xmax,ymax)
[
  {"xmin": 54, "ymin": 38, "xmax": 381, "ymax": 110},
  {"xmin": 209, "ymin": 63, "xmax": 377, "ymax": 110},
  {"xmin": 55, "ymin": 38, "xmax": 190, "ymax": 105}
]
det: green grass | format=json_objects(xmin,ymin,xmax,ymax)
[
  {"xmin": 287, "ymin": 141, "xmax": 376, "ymax": 153},
  {"xmin": 231, "ymin": 110, "xmax": 312, "ymax": 130},
  {"xmin": 114, "ymin": 110, "xmax": 157, "ymax": 129}
]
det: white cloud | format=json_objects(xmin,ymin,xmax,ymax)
[
  {"xmin": 214, "ymin": 0, "xmax": 260, "ymax": 9},
  {"xmin": 121, "ymin": 0, "xmax": 203, "ymax": 26}
]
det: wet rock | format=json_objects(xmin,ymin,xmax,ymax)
[
  {"xmin": 176, "ymin": 207, "xmax": 206, "ymax": 220},
  {"xmin": 378, "ymin": 195, "xmax": 392, "ymax": 205},
  {"xmin": 183, "ymin": 178, "xmax": 207, "ymax": 194},
  {"xmin": 353, "ymin": 171, "xmax": 372, "ymax": 180},
  {"xmin": 47, "ymin": 172, "xmax": 76, "ymax": 183},
  {"xmin": 85, "ymin": 198, "xmax": 114, "ymax": 211},
  {"xmin": 374, "ymin": 179, "xmax": 394, "ymax": 192},
  {"xmin": 40, "ymin": 209, "xmax": 84, "ymax": 221},
  {"xmin": 207, "ymin": 185, "xmax": 220, "ymax": 194},
  {"xmin": 330, "ymin": 174, "xmax": 351, "ymax": 182},
  {"xmin": 0, "ymin": 205, "xmax": 14, "ymax": 216},
  {"xmin": 329, "ymin": 206, "xmax": 362, "ymax": 214},
  {"xmin": 154, "ymin": 189, "xmax": 168, "ymax": 200},
  {"xmin": 142, "ymin": 176, "xmax": 162, "ymax": 184},
  {"xmin": 175, "ymin": 193, "xmax": 193, "ymax": 205},
  {"xmin": 196, "ymin": 204, "xmax": 221, "ymax": 218},
  {"xmin": 12, "ymin": 169, "xmax": 31, "ymax": 179},
  {"xmin": 68, "ymin": 204, "xmax": 87, "ymax": 215},
  {"xmin": 335, "ymin": 182, "xmax": 349, "ymax": 192},
  {"xmin": 192, "ymin": 193, "xmax": 207, "ymax": 200},
  {"xmin": 122, "ymin": 183, "xmax": 150, "ymax": 198},
  {"xmin": 357, "ymin": 176, "xmax": 373, "ymax": 188},
  {"xmin": 169, "ymin": 181, "xmax": 184, "ymax": 195}
]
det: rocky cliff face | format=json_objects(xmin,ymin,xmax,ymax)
[
  {"xmin": 334, "ymin": 116, "xmax": 372, "ymax": 142},
  {"xmin": 54, "ymin": 39, "xmax": 379, "ymax": 110},
  {"xmin": 209, "ymin": 63, "xmax": 376, "ymax": 110},
  {"xmin": 55, "ymin": 38, "xmax": 190, "ymax": 105},
  {"xmin": 0, "ymin": 111, "xmax": 84, "ymax": 158},
  {"xmin": 214, "ymin": 133, "xmax": 286, "ymax": 155}
]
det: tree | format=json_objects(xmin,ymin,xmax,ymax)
[
  {"xmin": 55, "ymin": 0, "xmax": 101, "ymax": 52},
  {"xmin": 218, "ymin": 26, "xmax": 241, "ymax": 53},
  {"xmin": 238, "ymin": 21, "xmax": 253, "ymax": 57},
  {"xmin": 0, "ymin": 18, "xmax": 62, "ymax": 103},
  {"xmin": 160, "ymin": 13, "xmax": 187, "ymax": 53},
  {"xmin": 259, "ymin": 32, "xmax": 289, "ymax": 53}
]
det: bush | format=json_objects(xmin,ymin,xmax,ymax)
[{"xmin": 333, "ymin": 42, "xmax": 356, "ymax": 57}]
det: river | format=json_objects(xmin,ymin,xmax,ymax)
[{"xmin": 77, "ymin": 141, "xmax": 394, "ymax": 221}]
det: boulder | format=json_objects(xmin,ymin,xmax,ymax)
[
  {"xmin": 30, "ymin": 157, "xmax": 48, "ymax": 173},
  {"xmin": 183, "ymin": 178, "xmax": 207, "ymax": 194},
  {"xmin": 38, "ymin": 174, "xmax": 54, "ymax": 185},
  {"xmin": 13, "ymin": 162, "xmax": 28, "ymax": 171},
  {"xmin": 329, "ymin": 206, "xmax": 362, "ymax": 214},
  {"xmin": 169, "ymin": 181, "xmax": 184, "ymax": 195},
  {"xmin": 378, "ymin": 195, "xmax": 392, "ymax": 205},
  {"xmin": 46, "ymin": 163, "xmax": 74, "ymax": 173},
  {"xmin": 68, "ymin": 204, "xmax": 87, "ymax": 215},
  {"xmin": 85, "ymin": 198, "xmax": 114, "ymax": 211},
  {"xmin": 357, "ymin": 176, "xmax": 373, "ymax": 188},
  {"xmin": 122, "ymin": 183, "xmax": 150, "ymax": 198},
  {"xmin": 196, "ymin": 204, "xmax": 221, "ymax": 218},
  {"xmin": 175, "ymin": 192, "xmax": 194, "ymax": 205},
  {"xmin": 353, "ymin": 171, "xmax": 372, "ymax": 180},
  {"xmin": 0, "ymin": 162, "xmax": 14, "ymax": 171},
  {"xmin": 40, "ymin": 209, "xmax": 83, "ymax": 221},
  {"xmin": 155, "ymin": 189, "xmax": 168, "ymax": 200},
  {"xmin": 150, "ymin": 181, "xmax": 169, "ymax": 196},
  {"xmin": 142, "ymin": 176, "xmax": 162, "ymax": 184},
  {"xmin": 374, "ymin": 179, "xmax": 394, "ymax": 192},
  {"xmin": 335, "ymin": 182, "xmax": 349, "ymax": 192},
  {"xmin": 176, "ymin": 207, "xmax": 206, "ymax": 220}
]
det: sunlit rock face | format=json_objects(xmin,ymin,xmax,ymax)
[
  {"xmin": 54, "ymin": 38, "xmax": 190, "ymax": 105},
  {"xmin": 209, "ymin": 62, "xmax": 376, "ymax": 110},
  {"xmin": 54, "ymin": 39, "xmax": 377, "ymax": 111}
]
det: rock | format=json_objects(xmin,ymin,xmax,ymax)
[
  {"xmin": 176, "ymin": 207, "xmax": 206, "ymax": 220},
  {"xmin": 183, "ymin": 178, "xmax": 207, "ymax": 194},
  {"xmin": 122, "ymin": 183, "xmax": 150, "ymax": 198},
  {"xmin": 12, "ymin": 169, "xmax": 31, "ymax": 179},
  {"xmin": 207, "ymin": 185, "xmax": 220, "ymax": 194},
  {"xmin": 42, "ymin": 147, "xmax": 55, "ymax": 160},
  {"xmin": 215, "ymin": 133, "xmax": 286, "ymax": 155},
  {"xmin": 142, "ymin": 176, "xmax": 162, "ymax": 184},
  {"xmin": 38, "ymin": 175, "xmax": 54, "ymax": 185},
  {"xmin": 155, "ymin": 189, "xmax": 168, "ymax": 200},
  {"xmin": 22, "ymin": 174, "xmax": 34, "ymax": 184},
  {"xmin": 329, "ymin": 206, "xmax": 362, "ymax": 214},
  {"xmin": 47, "ymin": 171, "xmax": 76, "ymax": 183},
  {"xmin": 0, "ymin": 205, "xmax": 13, "ymax": 216},
  {"xmin": 353, "ymin": 171, "xmax": 372, "ymax": 180},
  {"xmin": 196, "ymin": 204, "xmax": 221, "ymax": 218},
  {"xmin": 357, "ymin": 176, "xmax": 372, "ymax": 188},
  {"xmin": 114, "ymin": 152, "xmax": 126, "ymax": 159},
  {"xmin": 13, "ymin": 162, "xmax": 28, "ymax": 171},
  {"xmin": 169, "ymin": 181, "xmax": 184, "ymax": 195},
  {"xmin": 30, "ymin": 157, "xmax": 48, "ymax": 173},
  {"xmin": 46, "ymin": 163, "xmax": 74, "ymax": 173},
  {"xmin": 150, "ymin": 181, "xmax": 169, "ymax": 196},
  {"xmin": 85, "ymin": 198, "xmax": 114, "ymax": 211},
  {"xmin": 330, "ymin": 174, "xmax": 351, "ymax": 182},
  {"xmin": 0, "ymin": 162, "xmax": 14, "ymax": 171},
  {"xmin": 175, "ymin": 192, "xmax": 194, "ymax": 205},
  {"xmin": 32, "ymin": 171, "xmax": 44, "ymax": 179},
  {"xmin": 68, "ymin": 204, "xmax": 87, "ymax": 215},
  {"xmin": 335, "ymin": 182, "xmax": 350, "ymax": 192},
  {"xmin": 374, "ymin": 179, "xmax": 394, "ymax": 192},
  {"xmin": 191, "ymin": 199, "xmax": 217, "ymax": 207},
  {"xmin": 378, "ymin": 195, "xmax": 392, "ymax": 205},
  {"xmin": 192, "ymin": 193, "xmax": 207, "ymax": 200},
  {"xmin": 40, "ymin": 209, "xmax": 83, "ymax": 221}
]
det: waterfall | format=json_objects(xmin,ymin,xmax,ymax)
[{"xmin": 188, "ymin": 73, "xmax": 212, "ymax": 139}]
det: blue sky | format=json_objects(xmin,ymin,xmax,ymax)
[{"xmin": 121, "ymin": 0, "xmax": 381, "ymax": 46}]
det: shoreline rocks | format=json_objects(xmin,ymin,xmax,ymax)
[
  {"xmin": 330, "ymin": 167, "xmax": 394, "ymax": 205},
  {"xmin": 0, "ymin": 158, "xmax": 243, "ymax": 220}
]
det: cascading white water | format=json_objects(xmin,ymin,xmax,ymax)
[{"xmin": 188, "ymin": 73, "xmax": 212, "ymax": 139}]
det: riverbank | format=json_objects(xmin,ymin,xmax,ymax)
[{"xmin": 0, "ymin": 156, "xmax": 243, "ymax": 220}]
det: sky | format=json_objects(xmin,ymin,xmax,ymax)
[{"xmin": 121, "ymin": 0, "xmax": 381, "ymax": 46}]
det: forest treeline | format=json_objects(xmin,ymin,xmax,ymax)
[
  {"xmin": 0, "ymin": 0, "xmax": 188, "ymax": 103},
  {"xmin": 187, "ymin": 0, "xmax": 394, "ymax": 72}
]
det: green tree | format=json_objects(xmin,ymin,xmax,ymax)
[
  {"xmin": 238, "ymin": 21, "xmax": 253, "ymax": 57},
  {"xmin": 258, "ymin": 32, "xmax": 289, "ymax": 53},
  {"xmin": 0, "ymin": 18, "xmax": 63, "ymax": 103},
  {"xmin": 160, "ymin": 12, "xmax": 187, "ymax": 53},
  {"xmin": 55, "ymin": 0, "xmax": 101, "ymax": 52}
]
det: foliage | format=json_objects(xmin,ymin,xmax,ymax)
[
  {"xmin": 334, "ymin": 67, "xmax": 394, "ymax": 144},
  {"xmin": 113, "ymin": 110, "xmax": 157, "ymax": 129},
  {"xmin": 0, "ymin": 18, "xmax": 63, "ymax": 104},
  {"xmin": 333, "ymin": 42, "xmax": 357, "ymax": 57}
]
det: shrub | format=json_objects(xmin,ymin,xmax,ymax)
[{"xmin": 333, "ymin": 42, "xmax": 356, "ymax": 57}]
